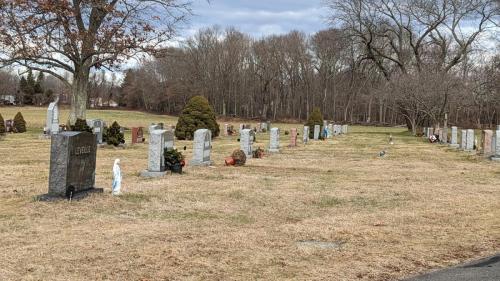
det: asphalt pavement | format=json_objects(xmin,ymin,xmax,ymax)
[{"xmin": 404, "ymin": 254, "xmax": 500, "ymax": 281}]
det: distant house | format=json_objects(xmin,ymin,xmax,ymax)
[
  {"xmin": 90, "ymin": 97, "xmax": 119, "ymax": 108},
  {"xmin": 0, "ymin": 95, "xmax": 16, "ymax": 105}
]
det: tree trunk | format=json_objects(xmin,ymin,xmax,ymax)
[{"xmin": 69, "ymin": 66, "xmax": 90, "ymax": 124}]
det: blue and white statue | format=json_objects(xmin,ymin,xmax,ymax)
[{"xmin": 112, "ymin": 159, "xmax": 122, "ymax": 195}]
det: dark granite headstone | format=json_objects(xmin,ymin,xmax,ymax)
[
  {"xmin": 5, "ymin": 119, "xmax": 14, "ymax": 133},
  {"xmin": 48, "ymin": 131, "xmax": 99, "ymax": 197}
]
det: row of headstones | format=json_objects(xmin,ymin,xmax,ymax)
[
  {"xmin": 225, "ymin": 122, "xmax": 348, "ymax": 139},
  {"xmin": 45, "ymin": 99, "xmax": 147, "ymax": 145},
  {"xmin": 145, "ymin": 123, "xmax": 351, "ymax": 175},
  {"xmin": 424, "ymin": 126, "xmax": 500, "ymax": 160},
  {"xmin": 46, "ymin": 122, "xmax": 349, "ymax": 197}
]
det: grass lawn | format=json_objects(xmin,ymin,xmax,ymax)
[{"xmin": 0, "ymin": 107, "xmax": 499, "ymax": 280}]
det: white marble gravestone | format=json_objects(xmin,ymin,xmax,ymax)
[
  {"xmin": 327, "ymin": 124, "xmax": 333, "ymax": 139},
  {"xmin": 461, "ymin": 130, "xmax": 467, "ymax": 150},
  {"xmin": 313, "ymin": 125, "xmax": 320, "ymax": 140},
  {"xmin": 190, "ymin": 129, "xmax": 213, "ymax": 166},
  {"xmin": 303, "ymin": 126, "xmax": 310, "ymax": 144},
  {"xmin": 269, "ymin": 127, "xmax": 280, "ymax": 153},
  {"xmin": 465, "ymin": 129, "xmax": 474, "ymax": 151},
  {"xmin": 240, "ymin": 129, "xmax": 254, "ymax": 157},
  {"xmin": 449, "ymin": 126, "xmax": 459, "ymax": 148},
  {"xmin": 333, "ymin": 125, "xmax": 342, "ymax": 136},
  {"xmin": 492, "ymin": 130, "xmax": 500, "ymax": 161},
  {"xmin": 45, "ymin": 98, "xmax": 59, "ymax": 135},
  {"xmin": 341, "ymin": 125, "xmax": 348, "ymax": 134}
]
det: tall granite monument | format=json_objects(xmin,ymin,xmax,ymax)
[{"xmin": 45, "ymin": 131, "xmax": 100, "ymax": 199}]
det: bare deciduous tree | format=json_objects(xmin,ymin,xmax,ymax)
[{"xmin": 0, "ymin": 0, "xmax": 193, "ymax": 123}]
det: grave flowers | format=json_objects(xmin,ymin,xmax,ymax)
[{"xmin": 164, "ymin": 148, "xmax": 185, "ymax": 174}]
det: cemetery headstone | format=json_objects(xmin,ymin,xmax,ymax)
[
  {"xmin": 465, "ymin": 129, "xmax": 474, "ymax": 151},
  {"xmin": 461, "ymin": 130, "xmax": 467, "ymax": 149},
  {"xmin": 449, "ymin": 126, "xmax": 459, "ymax": 148},
  {"xmin": 45, "ymin": 131, "xmax": 101, "ymax": 198},
  {"xmin": 5, "ymin": 120, "xmax": 14, "ymax": 133},
  {"xmin": 481, "ymin": 130, "xmax": 494, "ymax": 157},
  {"xmin": 327, "ymin": 124, "xmax": 333, "ymax": 139},
  {"xmin": 141, "ymin": 129, "xmax": 167, "ymax": 177},
  {"xmin": 341, "ymin": 125, "xmax": 348, "ymax": 134},
  {"xmin": 266, "ymin": 121, "xmax": 271, "ymax": 132},
  {"xmin": 239, "ymin": 124, "xmax": 244, "ymax": 133},
  {"xmin": 224, "ymin": 124, "xmax": 229, "ymax": 136},
  {"xmin": 131, "ymin": 127, "xmax": 145, "ymax": 144},
  {"xmin": 492, "ymin": 130, "xmax": 500, "ymax": 161},
  {"xmin": 313, "ymin": 125, "xmax": 320, "ymax": 140},
  {"xmin": 149, "ymin": 123, "xmax": 162, "ymax": 133},
  {"xmin": 165, "ymin": 130, "xmax": 175, "ymax": 151},
  {"xmin": 333, "ymin": 125, "xmax": 342, "ymax": 136},
  {"xmin": 261, "ymin": 122, "xmax": 267, "ymax": 131},
  {"xmin": 240, "ymin": 129, "xmax": 254, "ymax": 157},
  {"xmin": 269, "ymin": 127, "xmax": 280, "ymax": 153},
  {"xmin": 303, "ymin": 126, "xmax": 310, "ymax": 144},
  {"xmin": 87, "ymin": 119, "xmax": 104, "ymax": 144},
  {"xmin": 190, "ymin": 129, "xmax": 213, "ymax": 166},
  {"xmin": 492, "ymin": 132, "xmax": 497, "ymax": 156},
  {"xmin": 442, "ymin": 127, "xmax": 448, "ymax": 143},
  {"xmin": 45, "ymin": 97, "xmax": 60, "ymax": 136},
  {"xmin": 290, "ymin": 128, "xmax": 298, "ymax": 147}
]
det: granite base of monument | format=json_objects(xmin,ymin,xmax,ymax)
[
  {"xmin": 268, "ymin": 148, "xmax": 280, "ymax": 153},
  {"xmin": 491, "ymin": 156, "xmax": 500, "ymax": 162},
  {"xmin": 37, "ymin": 188, "xmax": 103, "ymax": 201},
  {"xmin": 140, "ymin": 170, "xmax": 167, "ymax": 178},
  {"xmin": 189, "ymin": 160, "xmax": 213, "ymax": 167}
]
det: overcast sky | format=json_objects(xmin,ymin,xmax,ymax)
[{"xmin": 183, "ymin": 0, "xmax": 330, "ymax": 38}]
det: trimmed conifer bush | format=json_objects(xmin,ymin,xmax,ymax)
[
  {"xmin": 175, "ymin": 96, "xmax": 220, "ymax": 140},
  {"xmin": 13, "ymin": 112, "xmax": 27, "ymax": 133},
  {"xmin": 103, "ymin": 121, "xmax": 125, "ymax": 146},
  {"xmin": 70, "ymin": 119, "xmax": 92, "ymax": 133},
  {"xmin": 305, "ymin": 107, "xmax": 324, "ymax": 139},
  {"xmin": 0, "ymin": 113, "xmax": 5, "ymax": 135}
]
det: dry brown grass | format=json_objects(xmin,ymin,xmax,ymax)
[{"xmin": 0, "ymin": 107, "xmax": 499, "ymax": 280}]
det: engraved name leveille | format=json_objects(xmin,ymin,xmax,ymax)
[{"xmin": 75, "ymin": 146, "xmax": 92, "ymax": 155}]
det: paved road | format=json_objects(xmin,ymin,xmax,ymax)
[{"xmin": 404, "ymin": 254, "xmax": 500, "ymax": 281}]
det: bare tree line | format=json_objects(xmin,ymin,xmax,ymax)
[
  {"xmin": 1, "ymin": 0, "xmax": 498, "ymax": 132},
  {"xmin": 121, "ymin": 1, "xmax": 499, "ymax": 131}
]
